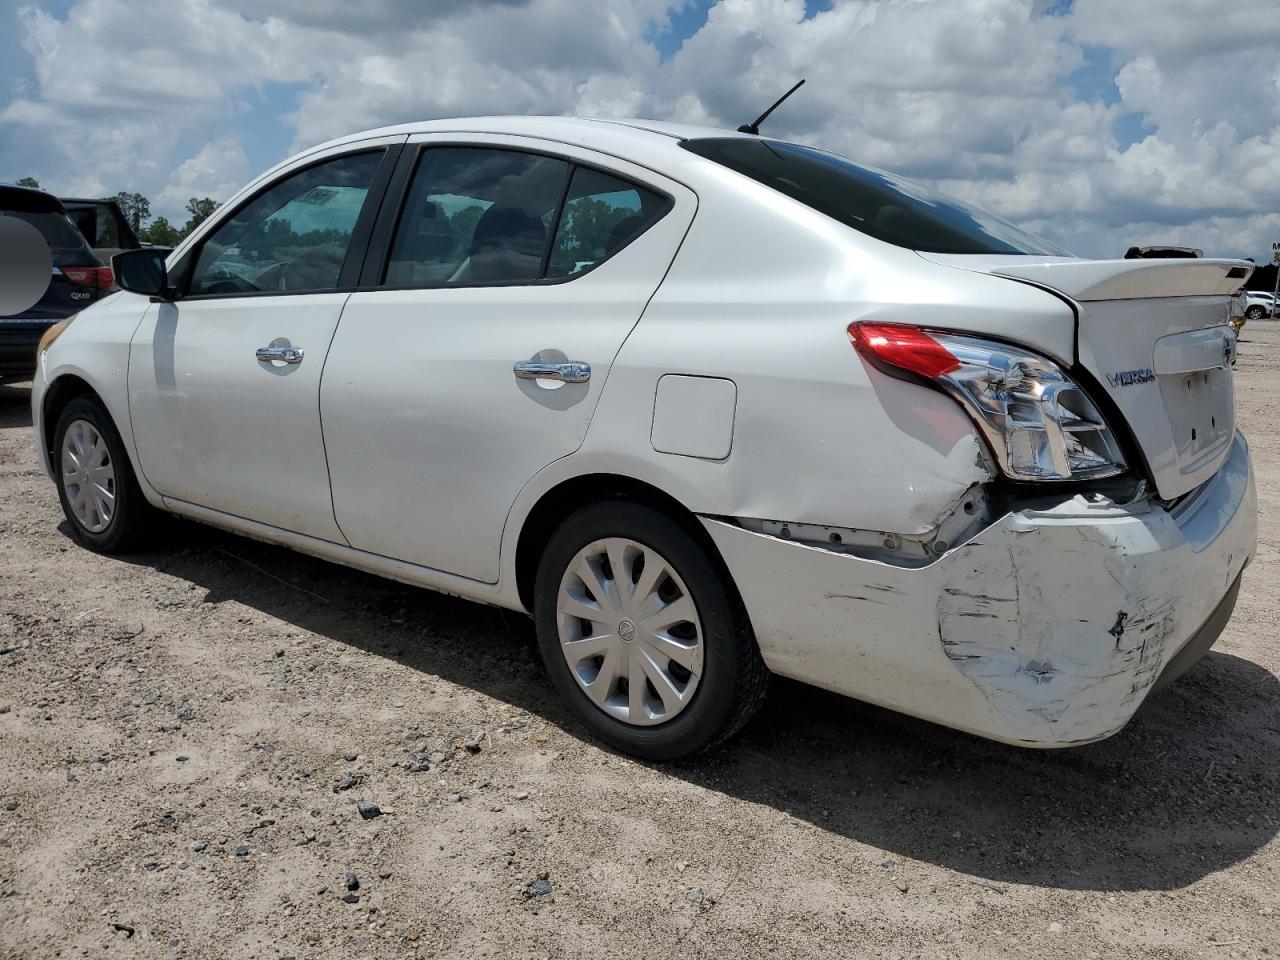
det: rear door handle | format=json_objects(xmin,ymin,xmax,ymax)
[
  {"xmin": 256, "ymin": 345, "xmax": 304, "ymax": 365},
  {"xmin": 513, "ymin": 360, "xmax": 591, "ymax": 383}
]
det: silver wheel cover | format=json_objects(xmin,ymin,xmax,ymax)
[
  {"xmin": 61, "ymin": 419, "xmax": 116, "ymax": 534},
  {"xmin": 556, "ymin": 537, "xmax": 704, "ymax": 726}
]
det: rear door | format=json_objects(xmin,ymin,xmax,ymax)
[
  {"xmin": 320, "ymin": 135, "xmax": 696, "ymax": 582},
  {"xmin": 127, "ymin": 139, "xmax": 403, "ymax": 540}
]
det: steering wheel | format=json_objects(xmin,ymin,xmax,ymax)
[{"xmin": 200, "ymin": 271, "xmax": 258, "ymax": 295}]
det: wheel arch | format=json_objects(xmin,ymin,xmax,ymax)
[
  {"xmin": 41, "ymin": 373, "xmax": 102, "ymax": 462},
  {"xmin": 512, "ymin": 472, "xmax": 738, "ymax": 615},
  {"xmin": 39, "ymin": 371, "xmax": 159, "ymax": 507}
]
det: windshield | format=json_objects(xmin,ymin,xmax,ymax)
[{"xmin": 681, "ymin": 137, "xmax": 1070, "ymax": 256}]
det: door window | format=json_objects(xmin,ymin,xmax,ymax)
[
  {"xmin": 545, "ymin": 168, "xmax": 670, "ymax": 278},
  {"xmin": 385, "ymin": 148, "xmax": 569, "ymax": 287},
  {"xmin": 187, "ymin": 151, "xmax": 382, "ymax": 296}
]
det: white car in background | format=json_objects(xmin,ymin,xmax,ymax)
[
  {"xmin": 1244, "ymin": 290, "xmax": 1276, "ymax": 320},
  {"xmin": 31, "ymin": 117, "xmax": 1256, "ymax": 759}
]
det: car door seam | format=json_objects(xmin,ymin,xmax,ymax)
[
  {"xmin": 124, "ymin": 300, "xmax": 161, "ymax": 495},
  {"xmin": 318, "ymin": 292, "xmax": 355, "ymax": 547}
]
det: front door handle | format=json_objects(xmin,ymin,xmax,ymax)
[
  {"xmin": 256, "ymin": 345, "xmax": 304, "ymax": 365},
  {"xmin": 513, "ymin": 360, "xmax": 591, "ymax": 383}
]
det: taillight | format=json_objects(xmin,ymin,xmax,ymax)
[
  {"xmin": 61, "ymin": 266, "xmax": 114, "ymax": 289},
  {"xmin": 849, "ymin": 321, "xmax": 1126, "ymax": 483},
  {"xmin": 847, "ymin": 323, "xmax": 960, "ymax": 379}
]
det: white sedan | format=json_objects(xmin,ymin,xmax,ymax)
[
  {"xmin": 1244, "ymin": 290, "xmax": 1276, "ymax": 320},
  {"xmin": 31, "ymin": 117, "xmax": 1256, "ymax": 759}
]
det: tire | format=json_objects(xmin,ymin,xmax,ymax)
[
  {"xmin": 52, "ymin": 395, "xmax": 159, "ymax": 554},
  {"xmin": 533, "ymin": 499, "xmax": 769, "ymax": 760},
  {"xmin": 1246, "ymin": 306, "xmax": 1265, "ymax": 320}
]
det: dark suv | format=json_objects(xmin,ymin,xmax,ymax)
[{"xmin": 0, "ymin": 185, "xmax": 113, "ymax": 383}]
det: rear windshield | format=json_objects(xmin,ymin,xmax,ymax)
[
  {"xmin": 681, "ymin": 137, "xmax": 1069, "ymax": 256},
  {"xmin": 0, "ymin": 209, "xmax": 91, "ymax": 252}
]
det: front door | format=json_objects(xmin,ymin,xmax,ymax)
[
  {"xmin": 127, "ymin": 143, "xmax": 399, "ymax": 541},
  {"xmin": 321, "ymin": 138, "xmax": 696, "ymax": 582}
]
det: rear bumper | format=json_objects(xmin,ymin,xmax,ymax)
[
  {"xmin": 704, "ymin": 431, "xmax": 1256, "ymax": 747},
  {"xmin": 0, "ymin": 320, "xmax": 53, "ymax": 380}
]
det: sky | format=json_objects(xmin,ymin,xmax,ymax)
[{"xmin": 1, "ymin": 0, "xmax": 1278, "ymax": 261}]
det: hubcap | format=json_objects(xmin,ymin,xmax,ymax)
[
  {"xmin": 556, "ymin": 537, "xmax": 704, "ymax": 726},
  {"xmin": 61, "ymin": 419, "xmax": 115, "ymax": 534}
]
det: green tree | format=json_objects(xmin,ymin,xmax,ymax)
[
  {"xmin": 140, "ymin": 216, "xmax": 182, "ymax": 247},
  {"xmin": 16, "ymin": 176, "xmax": 40, "ymax": 189},
  {"xmin": 556, "ymin": 196, "xmax": 633, "ymax": 260},
  {"xmin": 183, "ymin": 197, "xmax": 220, "ymax": 235},
  {"xmin": 111, "ymin": 191, "xmax": 151, "ymax": 233},
  {"xmin": 448, "ymin": 205, "xmax": 485, "ymax": 245}
]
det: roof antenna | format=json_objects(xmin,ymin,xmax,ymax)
[{"xmin": 737, "ymin": 78, "xmax": 806, "ymax": 135}]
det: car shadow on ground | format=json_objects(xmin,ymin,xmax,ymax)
[
  {"xmin": 77, "ymin": 516, "xmax": 1278, "ymax": 896},
  {"xmin": 7, "ymin": 376, "xmax": 1269, "ymax": 896},
  {"xmin": 0, "ymin": 383, "xmax": 33, "ymax": 429},
  {"xmin": 11, "ymin": 374, "xmax": 1273, "ymax": 895}
]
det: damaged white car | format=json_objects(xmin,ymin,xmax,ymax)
[{"xmin": 31, "ymin": 117, "xmax": 1255, "ymax": 759}]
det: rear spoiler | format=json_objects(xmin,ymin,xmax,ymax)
[{"xmin": 989, "ymin": 258, "xmax": 1253, "ymax": 302}]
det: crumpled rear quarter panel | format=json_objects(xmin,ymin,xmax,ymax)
[{"xmin": 704, "ymin": 433, "xmax": 1256, "ymax": 746}]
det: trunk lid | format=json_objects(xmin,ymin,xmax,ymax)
[{"xmin": 920, "ymin": 253, "xmax": 1250, "ymax": 500}]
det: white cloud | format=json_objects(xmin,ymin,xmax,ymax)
[
  {"xmin": 2, "ymin": 0, "xmax": 1278, "ymax": 260},
  {"xmin": 155, "ymin": 138, "xmax": 250, "ymax": 216}
]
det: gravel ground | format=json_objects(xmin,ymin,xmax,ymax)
[{"xmin": 1, "ymin": 327, "xmax": 1278, "ymax": 960}]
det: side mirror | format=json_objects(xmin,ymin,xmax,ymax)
[{"xmin": 112, "ymin": 248, "xmax": 171, "ymax": 299}]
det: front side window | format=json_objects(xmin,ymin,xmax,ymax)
[
  {"xmin": 545, "ymin": 168, "xmax": 670, "ymax": 279},
  {"xmin": 681, "ymin": 137, "xmax": 1069, "ymax": 256},
  {"xmin": 188, "ymin": 151, "xmax": 382, "ymax": 296},
  {"xmin": 386, "ymin": 148, "xmax": 569, "ymax": 287}
]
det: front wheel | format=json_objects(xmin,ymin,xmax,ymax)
[
  {"xmin": 533, "ymin": 500, "xmax": 769, "ymax": 760},
  {"xmin": 53, "ymin": 395, "xmax": 159, "ymax": 554},
  {"xmin": 1246, "ymin": 305, "xmax": 1265, "ymax": 320}
]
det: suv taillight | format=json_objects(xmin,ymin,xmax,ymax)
[{"xmin": 62, "ymin": 266, "xmax": 114, "ymax": 289}]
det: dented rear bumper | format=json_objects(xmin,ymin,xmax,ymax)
[{"xmin": 703, "ymin": 431, "xmax": 1256, "ymax": 747}]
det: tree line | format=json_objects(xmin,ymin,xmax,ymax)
[{"xmin": 16, "ymin": 177, "xmax": 219, "ymax": 246}]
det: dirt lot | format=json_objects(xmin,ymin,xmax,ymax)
[{"xmin": 1, "ymin": 329, "xmax": 1278, "ymax": 960}]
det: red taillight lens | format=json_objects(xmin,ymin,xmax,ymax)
[
  {"xmin": 848, "ymin": 322, "xmax": 960, "ymax": 379},
  {"xmin": 62, "ymin": 266, "xmax": 114, "ymax": 289}
]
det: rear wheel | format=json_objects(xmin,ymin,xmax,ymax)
[
  {"xmin": 53, "ymin": 396, "xmax": 158, "ymax": 553},
  {"xmin": 533, "ymin": 500, "xmax": 769, "ymax": 760}
]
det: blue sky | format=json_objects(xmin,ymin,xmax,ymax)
[{"xmin": 3, "ymin": 0, "xmax": 1278, "ymax": 261}]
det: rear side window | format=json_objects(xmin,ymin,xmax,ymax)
[
  {"xmin": 681, "ymin": 138, "xmax": 1068, "ymax": 256},
  {"xmin": 385, "ymin": 148, "xmax": 569, "ymax": 287},
  {"xmin": 188, "ymin": 150, "xmax": 382, "ymax": 296},
  {"xmin": 545, "ymin": 168, "xmax": 670, "ymax": 279}
]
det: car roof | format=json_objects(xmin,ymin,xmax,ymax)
[
  {"xmin": 306, "ymin": 116, "xmax": 757, "ymax": 167},
  {"xmin": 60, "ymin": 197, "xmax": 120, "ymax": 206},
  {"xmin": 0, "ymin": 183, "xmax": 66, "ymax": 213}
]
